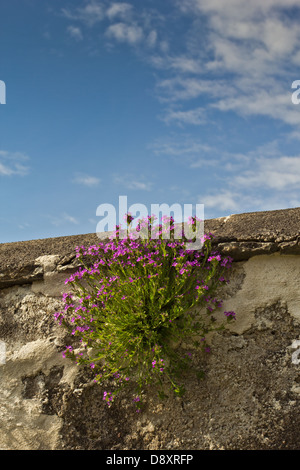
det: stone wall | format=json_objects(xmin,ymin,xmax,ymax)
[{"xmin": 0, "ymin": 207, "xmax": 300, "ymax": 450}]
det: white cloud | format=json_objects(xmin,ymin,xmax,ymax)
[
  {"xmin": 0, "ymin": 151, "xmax": 30, "ymax": 176},
  {"xmin": 212, "ymin": 86, "xmax": 300, "ymax": 126},
  {"xmin": 113, "ymin": 174, "xmax": 153, "ymax": 191},
  {"xmin": 212, "ymin": 141, "xmax": 300, "ymax": 192},
  {"xmin": 0, "ymin": 162, "xmax": 14, "ymax": 176},
  {"xmin": 0, "ymin": 150, "xmax": 29, "ymax": 160},
  {"xmin": 201, "ymin": 188, "xmax": 300, "ymax": 218},
  {"xmin": 197, "ymin": 142, "xmax": 300, "ymax": 217},
  {"xmin": 202, "ymin": 190, "xmax": 239, "ymax": 212},
  {"xmin": 106, "ymin": 3, "xmax": 133, "ymax": 20},
  {"xmin": 200, "ymin": 188, "xmax": 299, "ymax": 217},
  {"xmin": 149, "ymin": 137, "xmax": 218, "ymax": 170},
  {"xmin": 146, "ymin": 0, "xmax": 300, "ymax": 130},
  {"xmin": 60, "ymin": 0, "xmax": 300, "ymax": 130},
  {"xmin": 62, "ymin": 2, "xmax": 161, "ymax": 50},
  {"xmin": 62, "ymin": 1, "xmax": 104, "ymax": 27},
  {"xmin": 73, "ymin": 173, "xmax": 101, "ymax": 187},
  {"xmin": 147, "ymin": 30, "xmax": 157, "ymax": 48},
  {"xmin": 105, "ymin": 22, "xmax": 143, "ymax": 45},
  {"xmin": 67, "ymin": 25, "xmax": 83, "ymax": 41},
  {"xmin": 49, "ymin": 213, "xmax": 79, "ymax": 227},
  {"xmin": 18, "ymin": 222, "xmax": 30, "ymax": 230},
  {"xmin": 150, "ymin": 138, "xmax": 212, "ymax": 157},
  {"xmin": 234, "ymin": 155, "xmax": 300, "ymax": 190},
  {"xmin": 63, "ymin": 213, "xmax": 79, "ymax": 224},
  {"xmin": 151, "ymin": 55, "xmax": 202, "ymax": 74},
  {"xmin": 161, "ymin": 107, "xmax": 206, "ymax": 126},
  {"xmin": 47, "ymin": 213, "xmax": 79, "ymax": 226},
  {"xmin": 159, "ymin": 40, "xmax": 169, "ymax": 53},
  {"xmin": 178, "ymin": 0, "xmax": 300, "ymax": 19},
  {"xmin": 263, "ymin": 18, "xmax": 299, "ymax": 58},
  {"xmin": 190, "ymin": 158, "xmax": 218, "ymax": 168},
  {"xmin": 155, "ymin": 57, "xmax": 300, "ymax": 128},
  {"xmin": 169, "ymin": 57, "xmax": 202, "ymax": 74},
  {"xmin": 156, "ymin": 77, "xmax": 227, "ymax": 102},
  {"xmin": 128, "ymin": 181, "xmax": 152, "ymax": 190}
]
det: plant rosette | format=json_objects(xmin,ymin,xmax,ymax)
[{"xmin": 55, "ymin": 214, "xmax": 236, "ymax": 411}]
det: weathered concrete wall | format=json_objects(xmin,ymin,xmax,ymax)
[{"xmin": 0, "ymin": 208, "xmax": 300, "ymax": 450}]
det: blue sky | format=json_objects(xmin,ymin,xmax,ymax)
[{"xmin": 1, "ymin": 0, "xmax": 300, "ymax": 243}]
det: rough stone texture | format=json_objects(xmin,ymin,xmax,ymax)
[
  {"xmin": 0, "ymin": 207, "xmax": 300, "ymax": 450},
  {"xmin": 0, "ymin": 206, "xmax": 299, "ymax": 289}
]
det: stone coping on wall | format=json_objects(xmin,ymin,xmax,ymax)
[{"xmin": 0, "ymin": 207, "xmax": 299, "ymax": 289}]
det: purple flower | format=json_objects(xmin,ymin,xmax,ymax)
[
  {"xmin": 224, "ymin": 311, "xmax": 236, "ymax": 319},
  {"xmin": 208, "ymin": 254, "xmax": 221, "ymax": 262},
  {"xmin": 62, "ymin": 345, "xmax": 73, "ymax": 358},
  {"xmin": 124, "ymin": 212, "xmax": 134, "ymax": 225},
  {"xmin": 56, "ymin": 216, "xmax": 236, "ymax": 410}
]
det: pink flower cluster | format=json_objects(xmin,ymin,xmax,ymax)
[{"xmin": 54, "ymin": 213, "xmax": 236, "ymax": 411}]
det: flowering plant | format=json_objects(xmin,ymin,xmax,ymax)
[{"xmin": 55, "ymin": 214, "xmax": 235, "ymax": 411}]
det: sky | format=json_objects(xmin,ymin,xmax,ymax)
[{"xmin": 1, "ymin": 0, "xmax": 300, "ymax": 243}]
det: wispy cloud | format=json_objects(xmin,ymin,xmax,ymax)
[
  {"xmin": 197, "ymin": 139, "xmax": 300, "ymax": 215},
  {"xmin": 233, "ymin": 155, "xmax": 300, "ymax": 190},
  {"xmin": 177, "ymin": 0, "xmax": 300, "ymax": 24},
  {"xmin": 219, "ymin": 141, "xmax": 300, "ymax": 193},
  {"xmin": 147, "ymin": 30, "xmax": 157, "ymax": 48},
  {"xmin": 200, "ymin": 189, "xmax": 286, "ymax": 217},
  {"xmin": 61, "ymin": 1, "xmax": 162, "ymax": 50},
  {"xmin": 201, "ymin": 188, "xmax": 300, "ymax": 218},
  {"xmin": 127, "ymin": 180, "xmax": 152, "ymax": 190},
  {"xmin": 147, "ymin": 1, "xmax": 300, "ymax": 129},
  {"xmin": 62, "ymin": 1, "xmax": 104, "ymax": 27},
  {"xmin": 161, "ymin": 106, "xmax": 207, "ymax": 126},
  {"xmin": 47, "ymin": 213, "xmax": 80, "ymax": 226},
  {"xmin": 202, "ymin": 190, "xmax": 240, "ymax": 212},
  {"xmin": 59, "ymin": 1, "xmax": 300, "ymax": 147},
  {"xmin": 150, "ymin": 132, "xmax": 300, "ymax": 215},
  {"xmin": 106, "ymin": 3, "xmax": 133, "ymax": 20},
  {"xmin": 0, "ymin": 150, "xmax": 30, "ymax": 176},
  {"xmin": 72, "ymin": 172, "xmax": 101, "ymax": 187},
  {"xmin": 150, "ymin": 136, "xmax": 215, "ymax": 168},
  {"xmin": 150, "ymin": 55, "xmax": 202, "ymax": 74},
  {"xmin": 67, "ymin": 25, "xmax": 83, "ymax": 41},
  {"xmin": 18, "ymin": 222, "xmax": 30, "ymax": 230},
  {"xmin": 212, "ymin": 80, "xmax": 300, "ymax": 126},
  {"xmin": 113, "ymin": 174, "xmax": 153, "ymax": 191},
  {"xmin": 105, "ymin": 22, "xmax": 143, "ymax": 45},
  {"xmin": 156, "ymin": 77, "xmax": 226, "ymax": 103},
  {"xmin": 63, "ymin": 213, "xmax": 80, "ymax": 224}
]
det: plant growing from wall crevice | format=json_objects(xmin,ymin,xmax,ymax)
[{"xmin": 55, "ymin": 214, "xmax": 236, "ymax": 411}]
